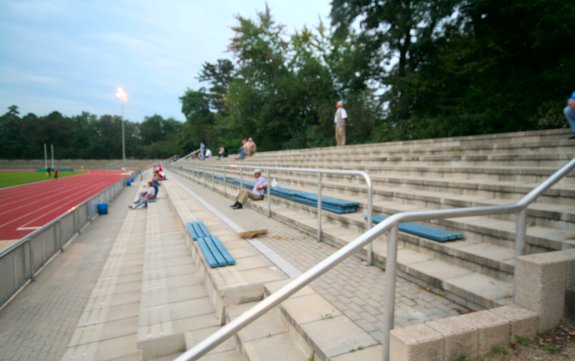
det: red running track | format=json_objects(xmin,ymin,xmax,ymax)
[{"xmin": 0, "ymin": 171, "xmax": 127, "ymax": 241}]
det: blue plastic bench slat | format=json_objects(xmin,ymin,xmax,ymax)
[
  {"xmin": 197, "ymin": 223, "xmax": 211, "ymax": 237},
  {"xmin": 207, "ymin": 236, "xmax": 236, "ymax": 266},
  {"xmin": 197, "ymin": 238, "xmax": 220, "ymax": 268},
  {"xmin": 186, "ymin": 222, "xmax": 201, "ymax": 240},
  {"xmin": 194, "ymin": 223, "xmax": 211, "ymax": 239},
  {"xmin": 372, "ymin": 214, "xmax": 464, "ymax": 242},
  {"xmin": 202, "ymin": 237, "xmax": 228, "ymax": 267},
  {"xmin": 293, "ymin": 191, "xmax": 359, "ymax": 208},
  {"xmin": 187, "ymin": 221, "xmax": 211, "ymax": 241}
]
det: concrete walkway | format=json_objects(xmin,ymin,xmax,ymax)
[
  {"xmin": 166, "ymin": 170, "xmax": 470, "ymax": 345},
  {"xmin": 0, "ymin": 187, "xmax": 137, "ymax": 361}
]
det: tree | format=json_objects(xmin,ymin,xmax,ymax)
[
  {"xmin": 178, "ymin": 89, "xmax": 214, "ymax": 154},
  {"xmin": 0, "ymin": 106, "xmax": 23, "ymax": 159},
  {"xmin": 198, "ymin": 59, "xmax": 235, "ymax": 115}
]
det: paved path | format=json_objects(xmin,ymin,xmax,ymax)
[
  {"xmin": 167, "ymin": 170, "xmax": 470, "ymax": 345},
  {"xmin": 0, "ymin": 186, "xmax": 136, "ymax": 361}
]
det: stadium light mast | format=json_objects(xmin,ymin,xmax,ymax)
[{"xmin": 115, "ymin": 86, "xmax": 128, "ymax": 171}]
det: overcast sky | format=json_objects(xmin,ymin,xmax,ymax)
[{"xmin": 0, "ymin": 0, "xmax": 332, "ymax": 122}]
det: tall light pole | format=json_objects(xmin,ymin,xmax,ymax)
[{"xmin": 115, "ymin": 86, "xmax": 128, "ymax": 171}]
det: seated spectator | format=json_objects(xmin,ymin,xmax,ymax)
[
  {"xmin": 149, "ymin": 178, "xmax": 160, "ymax": 201},
  {"xmin": 153, "ymin": 164, "xmax": 167, "ymax": 180},
  {"xmin": 217, "ymin": 146, "xmax": 228, "ymax": 160},
  {"xmin": 130, "ymin": 181, "xmax": 156, "ymax": 209},
  {"xmin": 245, "ymin": 137, "xmax": 257, "ymax": 156},
  {"xmin": 237, "ymin": 139, "xmax": 247, "ymax": 159},
  {"xmin": 199, "ymin": 141, "xmax": 206, "ymax": 160},
  {"xmin": 205, "ymin": 148, "xmax": 212, "ymax": 159},
  {"xmin": 230, "ymin": 169, "xmax": 268, "ymax": 210}
]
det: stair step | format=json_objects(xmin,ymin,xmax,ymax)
[{"xmin": 137, "ymin": 200, "xmax": 220, "ymax": 360}]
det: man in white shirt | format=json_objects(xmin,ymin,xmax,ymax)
[
  {"xmin": 130, "ymin": 181, "xmax": 156, "ymax": 209},
  {"xmin": 231, "ymin": 169, "xmax": 268, "ymax": 210},
  {"xmin": 334, "ymin": 101, "xmax": 348, "ymax": 146}
]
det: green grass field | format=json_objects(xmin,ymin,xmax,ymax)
[{"xmin": 0, "ymin": 172, "xmax": 81, "ymax": 188}]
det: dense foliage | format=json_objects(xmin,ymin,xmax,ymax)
[
  {"xmin": 180, "ymin": 0, "xmax": 573, "ymax": 151},
  {"xmin": 2, "ymin": 1, "xmax": 572, "ymax": 159},
  {"xmin": 0, "ymin": 105, "xmax": 182, "ymax": 159}
]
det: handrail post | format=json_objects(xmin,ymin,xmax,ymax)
[
  {"xmin": 366, "ymin": 175, "xmax": 373, "ymax": 265},
  {"xmin": 513, "ymin": 209, "xmax": 527, "ymax": 303},
  {"xmin": 224, "ymin": 167, "xmax": 227, "ymax": 197},
  {"xmin": 514, "ymin": 209, "xmax": 527, "ymax": 258},
  {"xmin": 267, "ymin": 169, "xmax": 271, "ymax": 217},
  {"xmin": 383, "ymin": 224, "xmax": 399, "ymax": 361},
  {"xmin": 317, "ymin": 173, "xmax": 323, "ymax": 241},
  {"xmin": 28, "ymin": 241, "xmax": 35, "ymax": 282}
]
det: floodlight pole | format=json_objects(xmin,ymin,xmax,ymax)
[
  {"xmin": 44, "ymin": 143, "xmax": 48, "ymax": 170},
  {"xmin": 121, "ymin": 101, "xmax": 126, "ymax": 171},
  {"xmin": 116, "ymin": 86, "xmax": 128, "ymax": 171},
  {"xmin": 51, "ymin": 144, "xmax": 54, "ymax": 170}
]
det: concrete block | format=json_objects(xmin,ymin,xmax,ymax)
[
  {"xmin": 390, "ymin": 324, "xmax": 443, "ymax": 361},
  {"xmin": 427, "ymin": 315, "xmax": 478, "ymax": 361},
  {"xmin": 491, "ymin": 305, "xmax": 538, "ymax": 340},
  {"xmin": 515, "ymin": 251, "xmax": 570, "ymax": 332},
  {"xmin": 564, "ymin": 249, "xmax": 575, "ymax": 320},
  {"xmin": 458, "ymin": 310, "xmax": 510, "ymax": 355}
]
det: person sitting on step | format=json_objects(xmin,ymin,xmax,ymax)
[
  {"xmin": 230, "ymin": 169, "xmax": 268, "ymax": 210},
  {"xmin": 130, "ymin": 181, "xmax": 156, "ymax": 209}
]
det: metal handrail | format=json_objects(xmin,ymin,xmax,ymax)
[
  {"xmin": 170, "ymin": 162, "xmax": 374, "ymax": 262},
  {"xmin": 174, "ymin": 158, "xmax": 575, "ymax": 361}
]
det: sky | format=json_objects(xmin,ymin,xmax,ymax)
[{"xmin": 0, "ymin": 0, "xmax": 332, "ymax": 122}]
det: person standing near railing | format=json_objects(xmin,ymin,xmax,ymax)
[
  {"xmin": 564, "ymin": 90, "xmax": 575, "ymax": 138},
  {"xmin": 334, "ymin": 100, "xmax": 348, "ymax": 146},
  {"xmin": 230, "ymin": 169, "xmax": 268, "ymax": 210}
]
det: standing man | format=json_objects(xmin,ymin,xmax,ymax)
[
  {"xmin": 334, "ymin": 100, "xmax": 348, "ymax": 146},
  {"xmin": 230, "ymin": 169, "xmax": 268, "ymax": 210},
  {"xmin": 564, "ymin": 90, "xmax": 575, "ymax": 137}
]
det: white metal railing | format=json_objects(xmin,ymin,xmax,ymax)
[
  {"xmin": 0, "ymin": 173, "xmax": 133, "ymax": 309},
  {"xmin": 170, "ymin": 163, "xmax": 374, "ymax": 261},
  {"xmin": 174, "ymin": 158, "xmax": 575, "ymax": 361}
]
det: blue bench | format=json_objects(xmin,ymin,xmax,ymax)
[
  {"xmin": 186, "ymin": 221, "xmax": 236, "ymax": 268},
  {"xmin": 243, "ymin": 181, "xmax": 359, "ymax": 214},
  {"xmin": 371, "ymin": 214, "xmax": 464, "ymax": 242},
  {"xmin": 190, "ymin": 171, "xmax": 359, "ymax": 214}
]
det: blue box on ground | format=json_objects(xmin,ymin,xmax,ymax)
[{"xmin": 97, "ymin": 203, "xmax": 108, "ymax": 215}]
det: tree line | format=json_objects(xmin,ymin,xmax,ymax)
[
  {"xmin": 0, "ymin": 105, "xmax": 182, "ymax": 159},
  {"xmin": 2, "ymin": 0, "xmax": 572, "ymax": 159}
]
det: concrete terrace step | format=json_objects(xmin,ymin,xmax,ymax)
[
  {"xmin": 226, "ymin": 302, "xmax": 309, "ymax": 361},
  {"xmin": 173, "ymin": 172, "xmax": 513, "ymax": 310},
  {"xmin": 254, "ymin": 199, "xmax": 514, "ymax": 310},
  {"xmin": 249, "ymin": 151, "xmax": 575, "ymax": 170},
  {"xmin": 169, "ymin": 129, "xmax": 574, "ymax": 311},
  {"xmin": 265, "ymin": 172, "xmax": 575, "ymax": 224},
  {"xmin": 137, "ymin": 199, "xmax": 221, "ymax": 360},
  {"xmin": 224, "ymin": 130, "xmax": 575, "ymax": 163},
  {"xmin": 62, "ymin": 201, "xmax": 147, "ymax": 361},
  {"xmin": 175, "ymin": 167, "xmax": 574, "ymax": 251},
  {"xmin": 162, "ymin": 175, "xmax": 388, "ymax": 360}
]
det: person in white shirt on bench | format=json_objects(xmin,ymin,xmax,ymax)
[{"xmin": 230, "ymin": 169, "xmax": 268, "ymax": 210}]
